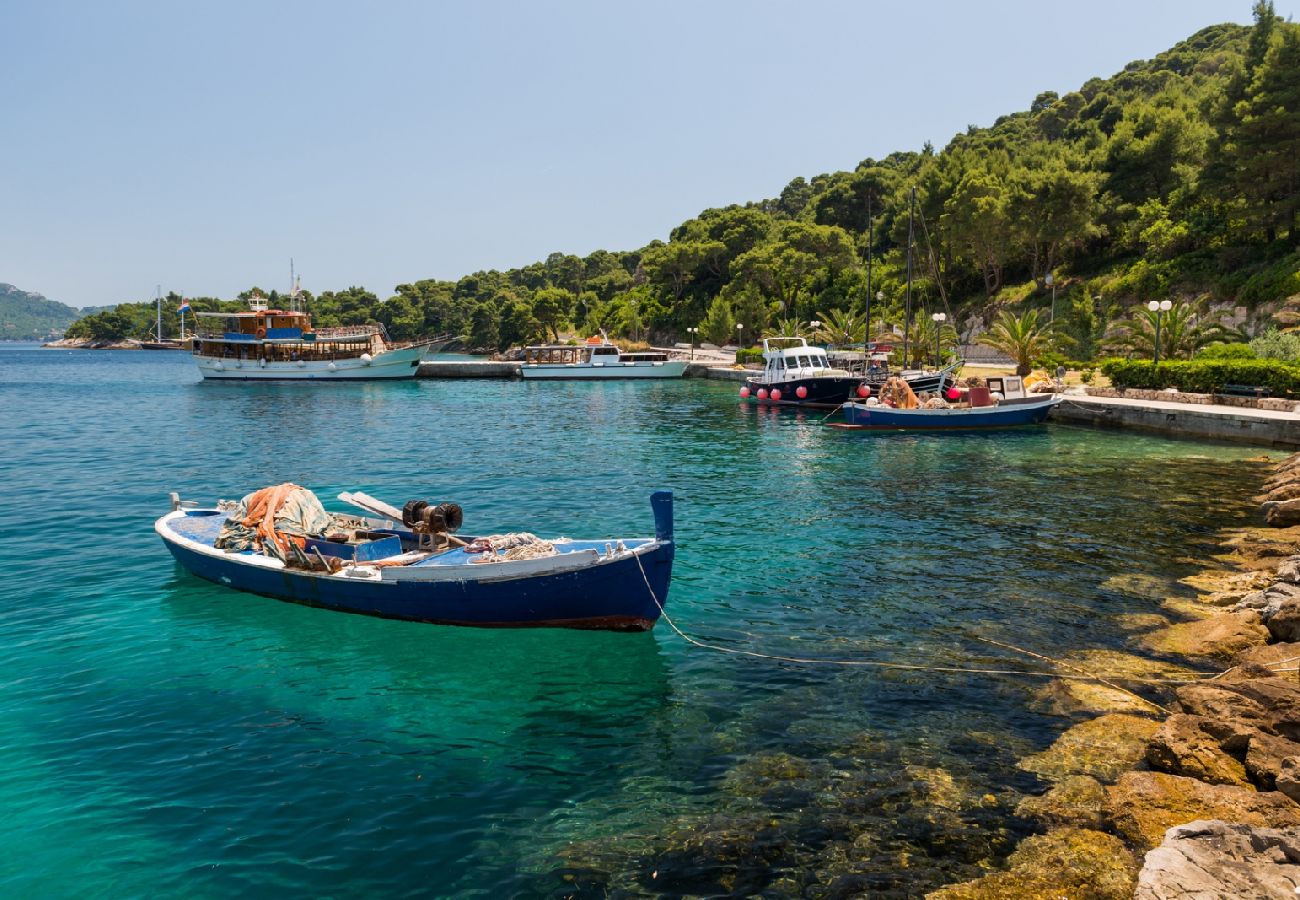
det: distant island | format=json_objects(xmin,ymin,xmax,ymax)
[{"xmin": 48, "ymin": 5, "xmax": 1300, "ymax": 367}]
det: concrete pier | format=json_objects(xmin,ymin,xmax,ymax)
[
  {"xmin": 417, "ymin": 359, "xmax": 521, "ymax": 378},
  {"xmin": 1051, "ymin": 393, "xmax": 1300, "ymax": 448}
]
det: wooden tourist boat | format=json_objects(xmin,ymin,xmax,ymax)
[
  {"xmin": 521, "ymin": 334, "xmax": 687, "ymax": 379},
  {"xmin": 191, "ymin": 297, "xmax": 437, "ymax": 380},
  {"xmin": 156, "ymin": 485, "xmax": 675, "ymax": 631},
  {"xmin": 836, "ymin": 375, "xmax": 1062, "ymax": 431}
]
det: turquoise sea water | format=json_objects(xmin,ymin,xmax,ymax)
[{"xmin": 0, "ymin": 343, "xmax": 1268, "ymax": 897}]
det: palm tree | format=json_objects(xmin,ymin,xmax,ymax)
[
  {"xmin": 766, "ymin": 316, "xmax": 808, "ymax": 339},
  {"xmin": 814, "ymin": 308, "xmax": 865, "ymax": 347},
  {"xmin": 1112, "ymin": 300, "xmax": 1239, "ymax": 360},
  {"xmin": 978, "ymin": 309, "xmax": 1052, "ymax": 376}
]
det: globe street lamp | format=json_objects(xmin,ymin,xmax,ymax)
[
  {"xmin": 686, "ymin": 326, "xmax": 698, "ymax": 360},
  {"xmin": 1148, "ymin": 299, "xmax": 1172, "ymax": 364},
  {"xmin": 736, "ymin": 322, "xmax": 744, "ymax": 348},
  {"xmin": 809, "ymin": 319, "xmax": 821, "ymax": 343},
  {"xmin": 931, "ymin": 312, "xmax": 947, "ymax": 367},
  {"xmin": 875, "ymin": 291, "xmax": 884, "ymax": 346},
  {"xmin": 1046, "ymin": 272, "xmax": 1056, "ymax": 324}
]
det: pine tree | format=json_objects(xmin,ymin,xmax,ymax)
[{"xmin": 1235, "ymin": 27, "xmax": 1300, "ymax": 243}]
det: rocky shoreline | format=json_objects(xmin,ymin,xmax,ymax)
[
  {"xmin": 41, "ymin": 337, "xmax": 140, "ymax": 349},
  {"xmin": 930, "ymin": 452, "xmax": 1300, "ymax": 898}
]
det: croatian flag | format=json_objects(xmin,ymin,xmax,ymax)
[{"xmin": 178, "ymin": 298, "xmax": 191, "ymax": 313}]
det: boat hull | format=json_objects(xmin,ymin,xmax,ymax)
[
  {"xmin": 743, "ymin": 376, "xmax": 862, "ymax": 408},
  {"xmin": 837, "ymin": 395, "xmax": 1062, "ymax": 430},
  {"xmin": 194, "ymin": 343, "xmax": 428, "ymax": 380},
  {"xmin": 521, "ymin": 361, "xmax": 687, "ymax": 379},
  {"xmin": 155, "ymin": 494, "xmax": 675, "ymax": 631}
]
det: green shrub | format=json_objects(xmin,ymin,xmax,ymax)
[
  {"xmin": 1238, "ymin": 253, "xmax": 1300, "ymax": 307},
  {"xmin": 1251, "ymin": 328, "xmax": 1300, "ymax": 362},
  {"xmin": 735, "ymin": 347, "xmax": 764, "ymax": 365},
  {"xmin": 1080, "ymin": 368, "xmax": 1095, "ymax": 384},
  {"xmin": 1196, "ymin": 342, "xmax": 1256, "ymax": 360},
  {"xmin": 1099, "ymin": 358, "xmax": 1300, "ymax": 396}
]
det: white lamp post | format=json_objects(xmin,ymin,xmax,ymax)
[
  {"xmin": 1045, "ymin": 272, "xmax": 1056, "ymax": 324},
  {"xmin": 736, "ymin": 322, "xmax": 743, "ymax": 348},
  {"xmin": 1147, "ymin": 299, "xmax": 1172, "ymax": 364},
  {"xmin": 809, "ymin": 319, "xmax": 821, "ymax": 343},
  {"xmin": 686, "ymin": 326, "xmax": 698, "ymax": 360},
  {"xmin": 875, "ymin": 291, "xmax": 884, "ymax": 346},
  {"xmin": 931, "ymin": 312, "xmax": 947, "ymax": 366}
]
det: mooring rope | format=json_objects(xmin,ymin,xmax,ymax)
[{"xmin": 632, "ymin": 553, "xmax": 1196, "ymax": 707}]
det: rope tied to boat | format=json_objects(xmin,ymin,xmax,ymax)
[{"xmin": 628, "ymin": 553, "xmax": 1273, "ymax": 707}]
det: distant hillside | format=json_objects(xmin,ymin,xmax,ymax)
[{"xmin": 0, "ymin": 284, "xmax": 82, "ymax": 339}]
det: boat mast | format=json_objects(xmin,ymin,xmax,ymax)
[
  {"xmin": 864, "ymin": 193, "xmax": 873, "ymax": 350},
  {"xmin": 904, "ymin": 187, "xmax": 915, "ymax": 368}
]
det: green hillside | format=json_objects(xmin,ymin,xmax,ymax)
[
  {"xmin": 70, "ymin": 4, "xmax": 1300, "ymax": 361},
  {"xmin": 0, "ymin": 284, "xmax": 81, "ymax": 340}
]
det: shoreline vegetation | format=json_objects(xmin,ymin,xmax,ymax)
[
  {"xmin": 927, "ymin": 451, "xmax": 1300, "ymax": 898},
  {"xmin": 38, "ymin": 7, "xmax": 1300, "ymax": 375}
]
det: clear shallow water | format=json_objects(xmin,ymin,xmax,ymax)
[{"xmin": 0, "ymin": 344, "xmax": 1267, "ymax": 897}]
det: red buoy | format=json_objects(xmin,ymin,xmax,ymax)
[
  {"xmin": 795, "ymin": 386, "xmax": 808, "ymax": 399},
  {"xmin": 756, "ymin": 388, "xmax": 768, "ymax": 400},
  {"xmin": 770, "ymin": 388, "xmax": 782, "ymax": 401},
  {"xmin": 946, "ymin": 387, "xmax": 961, "ymax": 400},
  {"xmin": 857, "ymin": 385, "xmax": 871, "ymax": 398},
  {"xmin": 739, "ymin": 386, "xmax": 750, "ymax": 399}
]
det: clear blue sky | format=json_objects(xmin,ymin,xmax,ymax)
[{"xmin": 2, "ymin": 0, "xmax": 1288, "ymax": 308}]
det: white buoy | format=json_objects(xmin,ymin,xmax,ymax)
[
  {"xmin": 328, "ymin": 362, "xmax": 337, "ymax": 371},
  {"xmin": 360, "ymin": 353, "xmax": 373, "ymax": 365}
]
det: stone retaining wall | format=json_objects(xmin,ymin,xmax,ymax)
[{"xmin": 1086, "ymin": 386, "xmax": 1300, "ymax": 413}]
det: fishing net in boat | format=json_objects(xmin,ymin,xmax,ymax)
[
  {"xmin": 467, "ymin": 532, "xmax": 558, "ymax": 563},
  {"xmin": 215, "ymin": 483, "xmax": 366, "ymax": 562},
  {"xmin": 880, "ymin": 376, "xmax": 920, "ymax": 409}
]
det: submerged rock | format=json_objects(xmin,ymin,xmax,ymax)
[
  {"xmin": 1159, "ymin": 597, "xmax": 1224, "ymax": 621},
  {"xmin": 1138, "ymin": 611, "xmax": 1269, "ymax": 663},
  {"xmin": 1181, "ymin": 568, "xmax": 1275, "ymax": 606},
  {"xmin": 1232, "ymin": 640, "xmax": 1300, "ymax": 671},
  {"xmin": 1014, "ymin": 775, "xmax": 1107, "ymax": 829},
  {"xmin": 925, "ymin": 827, "xmax": 1136, "ymax": 900},
  {"xmin": 1106, "ymin": 770, "xmax": 1300, "ymax": 850},
  {"xmin": 1018, "ymin": 713, "xmax": 1161, "ymax": 784},
  {"xmin": 1034, "ymin": 650, "xmax": 1192, "ymax": 717},
  {"xmin": 1134, "ymin": 819, "xmax": 1300, "ymax": 899},
  {"xmin": 1101, "ymin": 573, "xmax": 1182, "ymax": 600}
]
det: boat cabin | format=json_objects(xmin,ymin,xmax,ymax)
[{"xmin": 759, "ymin": 337, "xmax": 847, "ymax": 382}]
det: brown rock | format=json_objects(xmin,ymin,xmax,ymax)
[
  {"xmin": 1265, "ymin": 498, "xmax": 1300, "ymax": 527},
  {"xmin": 1019, "ymin": 714, "xmax": 1161, "ymax": 784},
  {"xmin": 1106, "ymin": 770, "xmax": 1300, "ymax": 850},
  {"xmin": 1134, "ymin": 819, "xmax": 1300, "ymax": 900},
  {"xmin": 1145, "ymin": 714, "xmax": 1253, "ymax": 787},
  {"xmin": 1269, "ymin": 599, "xmax": 1300, "ymax": 643},
  {"xmin": 1138, "ymin": 611, "xmax": 1269, "ymax": 663},
  {"xmin": 1175, "ymin": 683, "xmax": 1274, "ymax": 748},
  {"xmin": 1231, "ymin": 640, "xmax": 1300, "ymax": 670},
  {"xmin": 927, "ymin": 827, "xmax": 1136, "ymax": 900},
  {"xmin": 1258, "ymin": 481, "xmax": 1300, "ymax": 504},
  {"xmin": 1217, "ymin": 673, "xmax": 1300, "ymax": 742},
  {"xmin": 1277, "ymin": 757, "xmax": 1300, "ymax": 804},
  {"xmin": 1246, "ymin": 731, "xmax": 1300, "ymax": 790}
]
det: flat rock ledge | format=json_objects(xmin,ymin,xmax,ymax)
[{"xmin": 1135, "ymin": 819, "xmax": 1300, "ymax": 899}]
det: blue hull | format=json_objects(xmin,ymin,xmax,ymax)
[
  {"xmin": 837, "ymin": 396, "xmax": 1060, "ymax": 430},
  {"xmin": 158, "ymin": 492, "xmax": 675, "ymax": 631}
]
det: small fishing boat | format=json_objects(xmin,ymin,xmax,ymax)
[
  {"xmin": 521, "ymin": 334, "xmax": 687, "ymax": 379},
  {"xmin": 192, "ymin": 296, "xmax": 437, "ymax": 380},
  {"xmin": 740, "ymin": 337, "xmax": 957, "ymax": 408},
  {"xmin": 836, "ymin": 375, "xmax": 1062, "ymax": 431},
  {"xmin": 156, "ymin": 485, "xmax": 675, "ymax": 631}
]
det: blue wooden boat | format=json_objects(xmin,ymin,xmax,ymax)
[
  {"xmin": 836, "ymin": 393, "xmax": 1061, "ymax": 430},
  {"xmin": 156, "ymin": 489, "xmax": 675, "ymax": 631}
]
